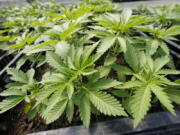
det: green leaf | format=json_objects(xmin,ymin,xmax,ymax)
[
  {"xmin": 148, "ymin": 39, "xmax": 159, "ymax": 55},
  {"xmin": 117, "ymin": 37, "xmax": 127, "ymax": 52},
  {"xmin": 34, "ymin": 84, "xmax": 63, "ymax": 107},
  {"xmin": 158, "ymin": 76, "xmax": 179, "ymax": 86},
  {"xmin": 133, "ymin": 74, "xmax": 146, "ymax": 82},
  {"xmin": 48, "ymin": 13, "xmax": 66, "ymax": 20},
  {"xmin": 90, "ymin": 78, "xmax": 121, "ymax": 90},
  {"xmin": 89, "ymin": 90, "xmax": 127, "ymax": 116},
  {"xmin": 158, "ymin": 69, "xmax": 180, "ymax": 75},
  {"xmin": 124, "ymin": 16, "xmax": 156, "ymax": 32},
  {"xmin": 87, "ymin": 66, "xmax": 110, "ymax": 82},
  {"xmin": 112, "ymin": 64, "xmax": 133, "ymax": 75},
  {"xmin": 81, "ymin": 41, "xmax": 99, "ymax": 67},
  {"xmin": 42, "ymin": 99, "xmax": 68, "ymax": 124},
  {"xmin": 24, "ymin": 46, "xmax": 54, "ymax": 55},
  {"xmin": 112, "ymin": 90, "xmax": 129, "ymax": 98},
  {"xmin": 115, "ymin": 80, "xmax": 142, "ymax": 89},
  {"xmin": 27, "ymin": 69, "xmax": 35, "ymax": 85},
  {"xmin": 67, "ymin": 56, "xmax": 76, "ymax": 70},
  {"xmin": 46, "ymin": 51, "xmax": 64, "ymax": 70},
  {"xmin": 121, "ymin": 9, "xmax": 132, "ymax": 24},
  {"xmin": 7, "ymin": 68, "xmax": 28, "ymax": 83},
  {"xmin": 165, "ymin": 26, "xmax": 180, "ymax": 38},
  {"xmin": 104, "ymin": 54, "xmax": 117, "ymax": 66},
  {"xmin": 138, "ymin": 51, "xmax": 146, "ymax": 67},
  {"xmin": 60, "ymin": 22, "xmax": 79, "ymax": 40},
  {"xmin": 5, "ymin": 82, "xmax": 23, "ymax": 89},
  {"xmin": 97, "ymin": 37, "xmax": 116, "ymax": 54},
  {"xmin": 165, "ymin": 89, "xmax": 180, "ymax": 104},
  {"xmin": 0, "ymin": 89, "xmax": 24, "ymax": 96},
  {"xmin": 67, "ymin": 83, "xmax": 74, "ymax": 99},
  {"xmin": 150, "ymin": 84, "xmax": 175, "ymax": 115},
  {"xmin": 16, "ymin": 56, "xmax": 28, "ymax": 69},
  {"xmin": 41, "ymin": 91, "xmax": 65, "ymax": 119},
  {"xmin": 79, "ymin": 94, "xmax": 91, "ymax": 128},
  {"xmin": 146, "ymin": 55, "xmax": 154, "ymax": 71},
  {"xmin": 154, "ymin": 56, "xmax": 169, "ymax": 72},
  {"xmin": 31, "ymin": 40, "xmax": 58, "ymax": 51},
  {"xmin": 124, "ymin": 44, "xmax": 139, "ymax": 72},
  {"xmin": 98, "ymin": 66, "xmax": 112, "ymax": 78},
  {"xmin": 0, "ymin": 96, "xmax": 24, "ymax": 114},
  {"xmin": 159, "ymin": 41, "xmax": 169, "ymax": 54},
  {"xmin": 74, "ymin": 46, "xmax": 83, "ymax": 69},
  {"xmin": 90, "ymin": 29, "xmax": 113, "ymax": 37},
  {"xmin": 55, "ymin": 41, "xmax": 70, "ymax": 59},
  {"xmin": 8, "ymin": 40, "xmax": 26, "ymax": 49},
  {"xmin": 0, "ymin": 29, "xmax": 9, "ymax": 34},
  {"xmin": 42, "ymin": 73, "xmax": 66, "ymax": 84},
  {"xmin": 26, "ymin": 33, "xmax": 41, "ymax": 45},
  {"xmin": 130, "ymin": 85, "xmax": 151, "ymax": 127},
  {"xmin": 66, "ymin": 99, "xmax": 74, "ymax": 122},
  {"xmin": 81, "ymin": 68, "xmax": 97, "ymax": 76},
  {"xmin": 28, "ymin": 106, "xmax": 39, "ymax": 121}
]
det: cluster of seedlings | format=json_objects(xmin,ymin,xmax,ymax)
[{"xmin": 0, "ymin": 0, "xmax": 180, "ymax": 129}]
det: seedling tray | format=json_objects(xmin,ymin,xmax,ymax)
[
  {"xmin": 0, "ymin": 51, "xmax": 14, "ymax": 90},
  {"xmin": 0, "ymin": 51, "xmax": 34, "ymax": 92},
  {"xmin": 27, "ymin": 110, "xmax": 180, "ymax": 135}
]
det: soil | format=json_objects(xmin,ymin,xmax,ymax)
[{"xmin": 0, "ymin": 103, "xmax": 47, "ymax": 135}]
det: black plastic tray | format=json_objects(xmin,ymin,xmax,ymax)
[{"xmin": 27, "ymin": 110, "xmax": 180, "ymax": 135}]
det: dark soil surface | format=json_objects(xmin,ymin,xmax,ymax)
[{"xmin": 0, "ymin": 103, "xmax": 47, "ymax": 135}]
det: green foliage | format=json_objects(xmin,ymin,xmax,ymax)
[
  {"xmin": 88, "ymin": 90, "xmax": 126, "ymax": 116},
  {"xmin": 136, "ymin": 25, "xmax": 180, "ymax": 40},
  {"xmin": 90, "ymin": 9, "xmax": 156, "ymax": 54},
  {"xmin": 29, "ymin": 42, "xmax": 124, "ymax": 127},
  {"xmin": 0, "ymin": 0, "xmax": 180, "ymax": 129},
  {"xmin": 137, "ymin": 4, "xmax": 180, "ymax": 25},
  {"xmin": 0, "ymin": 68, "xmax": 39, "ymax": 114},
  {"xmin": 115, "ymin": 55, "xmax": 180, "ymax": 127}
]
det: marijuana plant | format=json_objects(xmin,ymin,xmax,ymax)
[
  {"xmin": 90, "ymin": 9, "xmax": 155, "ymax": 54},
  {"xmin": 0, "ymin": 68, "xmax": 39, "ymax": 114},
  {"xmin": 114, "ymin": 52, "xmax": 180, "ymax": 127},
  {"xmin": 136, "ymin": 25, "xmax": 180, "ymax": 55},
  {"xmin": 27, "ymin": 42, "xmax": 126, "ymax": 128}
]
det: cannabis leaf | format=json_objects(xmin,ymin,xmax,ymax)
[
  {"xmin": 129, "ymin": 85, "xmax": 151, "ymax": 127},
  {"xmin": 0, "ymin": 96, "xmax": 25, "ymax": 114},
  {"xmin": 116, "ymin": 55, "xmax": 180, "ymax": 127},
  {"xmin": 0, "ymin": 68, "xmax": 38, "ymax": 114},
  {"xmin": 91, "ymin": 9, "xmax": 155, "ymax": 54},
  {"xmin": 88, "ymin": 90, "xmax": 126, "ymax": 116},
  {"xmin": 79, "ymin": 93, "xmax": 91, "ymax": 128}
]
